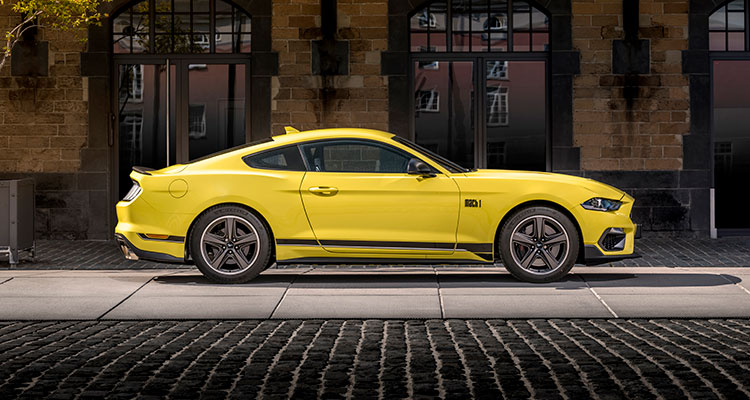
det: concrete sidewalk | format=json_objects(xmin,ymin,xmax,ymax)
[{"xmin": 1, "ymin": 266, "xmax": 749, "ymax": 319}]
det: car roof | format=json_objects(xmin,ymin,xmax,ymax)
[{"xmin": 270, "ymin": 128, "xmax": 394, "ymax": 145}]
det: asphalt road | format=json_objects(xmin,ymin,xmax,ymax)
[
  {"xmin": 1, "ymin": 267, "xmax": 750, "ymax": 319},
  {"xmin": 1, "ymin": 319, "xmax": 749, "ymax": 399}
]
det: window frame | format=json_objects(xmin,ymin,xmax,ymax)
[
  {"xmin": 297, "ymin": 138, "xmax": 438, "ymax": 174},
  {"xmin": 242, "ymin": 144, "xmax": 307, "ymax": 171},
  {"xmin": 112, "ymin": 0, "xmax": 252, "ymax": 54},
  {"xmin": 708, "ymin": 0, "xmax": 750, "ymax": 52}
]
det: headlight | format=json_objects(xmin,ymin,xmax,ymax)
[
  {"xmin": 582, "ymin": 197, "xmax": 621, "ymax": 212},
  {"xmin": 122, "ymin": 181, "xmax": 142, "ymax": 202}
]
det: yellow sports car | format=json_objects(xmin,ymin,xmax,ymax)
[{"xmin": 115, "ymin": 128, "xmax": 639, "ymax": 283}]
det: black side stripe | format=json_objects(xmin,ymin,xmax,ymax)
[
  {"xmin": 276, "ymin": 239, "xmax": 319, "ymax": 246},
  {"xmin": 319, "ymin": 240, "xmax": 455, "ymax": 249},
  {"xmin": 457, "ymin": 243, "xmax": 493, "ymax": 253},
  {"xmin": 137, "ymin": 233, "xmax": 185, "ymax": 243},
  {"xmin": 275, "ymin": 239, "xmax": 494, "ymax": 254}
]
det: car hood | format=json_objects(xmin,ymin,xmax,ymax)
[{"xmin": 466, "ymin": 169, "xmax": 628, "ymax": 201}]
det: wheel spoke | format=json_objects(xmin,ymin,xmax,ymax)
[
  {"xmin": 203, "ymin": 233, "xmax": 225, "ymax": 247},
  {"xmin": 534, "ymin": 217, "xmax": 545, "ymax": 240},
  {"xmin": 544, "ymin": 233, "xmax": 567, "ymax": 246},
  {"xmin": 512, "ymin": 232, "xmax": 535, "ymax": 246},
  {"xmin": 520, "ymin": 248, "xmax": 537, "ymax": 269},
  {"xmin": 233, "ymin": 250, "xmax": 250, "ymax": 269},
  {"xmin": 234, "ymin": 232, "xmax": 257, "ymax": 247},
  {"xmin": 225, "ymin": 217, "xmax": 236, "ymax": 241},
  {"xmin": 540, "ymin": 248, "xmax": 558, "ymax": 270},
  {"xmin": 211, "ymin": 249, "xmax": 230, "ymax": 270}
]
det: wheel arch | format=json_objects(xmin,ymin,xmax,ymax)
[
  {"xmin": 494, "ymin": 200, "xmax": 585, "ymax": 263},
  {"xmin": 184, "ymin": 202, "xmax": 276, "ymax": 264}
]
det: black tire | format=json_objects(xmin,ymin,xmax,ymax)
[
  {"xmin": 498, "ymin": 206, "xmax": 579, "ymax": 283},
  {"xmin": 190, "ymin": 205, "xmax": 271, "ymax": 284}
]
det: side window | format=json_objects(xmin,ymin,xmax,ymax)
[
  {"xmin": 243, "ymin": 145, "xmax": 306, "ymax": 171},
  {"xmin": 300, "ymin": 140, "xmax": 414, "ymax": 173}
]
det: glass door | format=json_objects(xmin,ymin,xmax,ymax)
[
  {"xmin": 186, "ymin": 63, "xmax": 247, "ymax": 160},
  {"xmin": 413, "ymin": 60, "xmax": 475, "ymax": 168},
  {"xmin": 712, "ymin": 59, "xmax": 750, "ymax": 230},
  {"xmin": 116, "ymin": 59, "xmax": 249, "ymax": 198},
  {"xmin": 483, "ymin": 60, "xmax": 546, "ymax": 170},
  {"xmin": 116, "ymin": 62, "xmax": 176, "ymax": 198}
]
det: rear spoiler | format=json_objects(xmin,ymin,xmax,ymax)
[{"xmin": 133, "ymin": 166, "xmax": 155, "ymax": 175}]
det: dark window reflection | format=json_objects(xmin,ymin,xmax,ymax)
[
  {"xmin": 409, "ymin": 0, "xmax": 547, "ymax": 53},
  {"xmin": 112, "ymin": 0, "xmax": 251, "ymax": 54},
  {"xmin": 414, "ymin": 61, "xmax": 474, "ymax": 168},
  {"xmin": 486, "ymin": 60, "xmax": 545, "ymax": 171},
  {"xmin": 188, "ymin": 64, "xmax": 246, "ymax": 160},
  {"xmin": 118, "ymin": 64, "xmax": 176, "ymax": 198},
  {"xmin": 709, "ymin": 0, "xmax": 747, "ymax": 51},
  {"xmin": 713, "ymin": 60, "xmax": 750, "ymax": 228}
]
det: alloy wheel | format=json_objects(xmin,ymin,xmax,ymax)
[
  {"xmin": 509, "ymin": 215, "xmax": 570, "ymax": 275},
  {"xmin": 199, "ymin": 216, "xmax": 260, "ymax": 275}
]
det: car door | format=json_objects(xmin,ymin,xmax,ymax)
[{"xmin": 298, "ymin": 139, "xmax": 460, "ymax": 255}]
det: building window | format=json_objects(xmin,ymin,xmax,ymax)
[
  {"xmin": 709, "ymin": 0, "xmax": 748, "ymax": 51},
  {"xmin": 487, "ymin": 87, "xmax": 508, "ymax": 126},
  {"xmin": 487, "ymin": 141, "xmax": 505, "ymax": 166},
  {"xmin": 126, "ymin": 65, "xmax": 143, "ymax": 102},
  {"xmin": 112, "ymin": 0, "xmax": 252, "ymax": 54},
  {"xmin": 416, "ymin": 90, "xmax": 440, "ymax": 112},
  {"xmin": 410, "ymin": 0, "xmax": 549, "ymax": 52},
  {"xmin": 714, "ymin": 141, "xmax": 733, "ymax": 173},
  {"xmin": 121, "ymin": 113, "xmax": 144, "ymax": 165},
  {"xmin": 487, "ymin": 60, "xmax": 508, "ymax": 79},
  {"xmin": 188, "ymin": 104, "xmax": 207, "ymax": 139}
]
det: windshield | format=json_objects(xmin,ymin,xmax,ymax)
[{"xmin": 392, "ymin": 136, "xmax": 472, "ymax": 173}]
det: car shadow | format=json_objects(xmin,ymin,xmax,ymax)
[{"xmin": 150, "ymin": 271, "xmax": 743, "ymax": 289}]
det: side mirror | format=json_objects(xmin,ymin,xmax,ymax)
[{"xmin": 407, "ymin": 158, "xmax": 436, "ymax": 177}]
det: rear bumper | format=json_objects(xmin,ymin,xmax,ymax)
[{"xmin": 115, "ymin": 233, "xmax": 184, "ymax": 264}]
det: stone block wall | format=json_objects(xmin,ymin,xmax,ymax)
[
  {"xmin": 0, "ymin": 6, "xmax": 109, "ymax": 239},
  {"xmin": 0, "ymin": 5, "xmax": 89, "ymax": 174},
  {"xmin": 271, "ymin": 0, "xmax": 389, "ymax": 135},
  {"xmin": 572, "ymin": 0, "xmax": 690, "ymax": 172}
]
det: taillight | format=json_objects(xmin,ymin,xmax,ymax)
[{"xmin": 122, "ymin": 181, "xmax": 142, "ymax": 202}]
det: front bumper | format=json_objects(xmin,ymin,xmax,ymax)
[{"xmin": 583, "ymin": 223, "xmax": 641, "ymax": 265}]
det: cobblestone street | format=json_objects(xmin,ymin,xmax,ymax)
[{"xmin": 1, "ymin": 319, "xmax": 749, "ymax": 399}]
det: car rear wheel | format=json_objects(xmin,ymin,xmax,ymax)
[
  {"xmin": 190, "ymin": 205, "xmax": 271, "ymax": 284},
  {"xmin": 498, "ymin": 206, "xmax": 579, "ymax": 283}
]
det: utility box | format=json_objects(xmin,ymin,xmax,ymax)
[{"xmin": 0, "ymin": 179, "xmax": 35, "ymax": 264}]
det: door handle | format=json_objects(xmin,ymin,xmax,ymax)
[{"xmin": 308, "ymin": 186, "xmax": 339, "ymax": 196}]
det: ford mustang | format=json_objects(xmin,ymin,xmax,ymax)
[{"xmin": 115, "ymin": 128, "xmax": 639, "ymax": 283}]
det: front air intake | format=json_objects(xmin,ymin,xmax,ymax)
[{"xmin": 599, "ymin": 228, "xmax": 626, "ymax": 251}]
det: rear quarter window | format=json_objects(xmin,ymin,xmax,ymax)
[{"xmin": 243, "ymin": 145, "xmax": 306, "ymax": 171}]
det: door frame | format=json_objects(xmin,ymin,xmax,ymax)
[
  {"xmin": 112, "ymin": 54, "xmax": 252, "ymax": 202},
  {"xmin": 709, "ymin": 51, "xmax": 750, "ymax": 236},
  {"xmin": 409, "ymin": 52, "xmax": 550, "ymax": 170}
]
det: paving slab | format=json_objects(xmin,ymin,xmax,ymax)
[
  {"xmin": 102, "ymin": 295, "xmax": 284, "ymax": 319},
  {"xmin": 103, "ymin": 274, "xmax": 290, "ymax": 319},
  {"xmin": 581, "ymin": 272, "xmax": 747, "ymax": 295},
  {"xmin": 438, "ymin": 273, "xmax": 588, "ymax": 295},
  {"xmin": 599, "ymin": 294, "xmax": 750, "ymax": 318},
  {"xmin": 440, "ymin": 293, "xmax": 613, "ymax": 318},
  {"xmin": 272, "ymin": 294, "xmax": 442, "ymax": 318},
  {"xmin": 0, "ymin": 276, "xmax": 151, "ymax": 319}
]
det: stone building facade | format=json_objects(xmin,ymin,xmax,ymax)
[{"xmin": 0, "ymin": 0, "xmax": 747, "ymax": 239}]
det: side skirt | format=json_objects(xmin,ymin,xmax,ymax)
[{"xmin": 276, "ymin": 257, "xmax": 495, "ymax": 265}]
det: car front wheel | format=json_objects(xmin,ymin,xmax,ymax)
[
  {"xmin": 498, "ymin": 206, "xmax": 579, "ymax": 283},
  {"xmin": 190, "ymin": 205, "xmax": 271, "ymax": 284}
]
